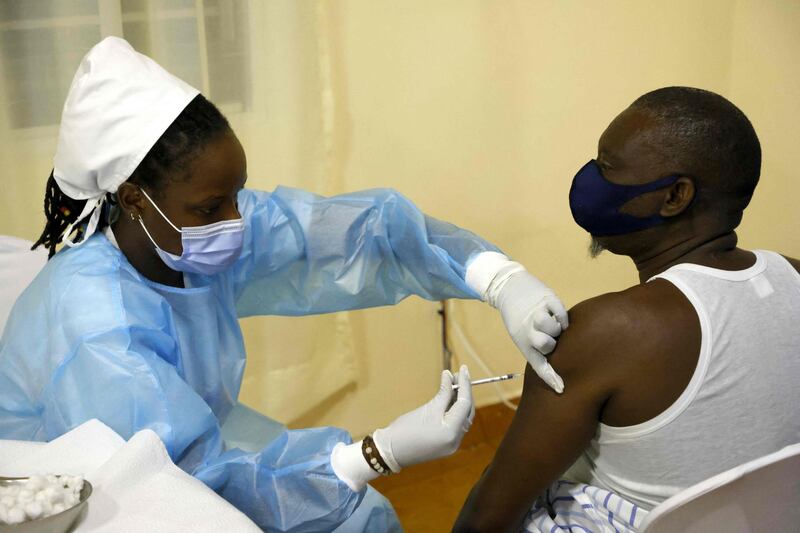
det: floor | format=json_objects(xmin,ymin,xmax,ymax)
[{"xmin": 371, "ymin": 400, "xmax": 517, "ymax": 532}]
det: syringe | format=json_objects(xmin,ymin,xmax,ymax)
[{"xmin": 452, "ymin": 373, "xmax": 521, "ymax": 390}]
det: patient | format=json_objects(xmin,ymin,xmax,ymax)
[{"xmin": 453, "ymin": 87, "xmax": 800, "ymax": 532}]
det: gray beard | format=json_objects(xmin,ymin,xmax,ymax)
[{"xmin": 589, "ymin": 237, "xmax": 606, "ymax": 258}]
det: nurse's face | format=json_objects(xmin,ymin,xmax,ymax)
[{"xmin": 133, "ymin": 130, "xmax": 248, "ymax": 256}]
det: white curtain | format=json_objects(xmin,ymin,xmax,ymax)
[{"xmin": 0, "ymin": 0, "xmax": 358, "ymax": 424}]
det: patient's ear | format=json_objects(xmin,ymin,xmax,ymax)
[{"xmin": 660, "ymin": 177, "xmax": 695, "ymax": 217}]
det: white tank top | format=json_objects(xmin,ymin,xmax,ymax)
[{"xmin": 569, "ymin": 250, "xmax": 800, "ymax": 510}]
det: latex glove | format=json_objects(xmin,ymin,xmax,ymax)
[
  {"xmin": 495, "ymin": 269, "xmax": 568, "ymax": 392},
  {"xmin": 374, "ymin": 365, "xmax": 474, "ymax": 471},
  {"xmin": 330, "ymin": 366, "xmax": 474, "ymax": 492},
  {"xmin": 466, "ymin": 252, "xmax": 569, "ymax": 393}
]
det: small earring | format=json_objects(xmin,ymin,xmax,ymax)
[{"xmin": 130, "ymin": 212, "xmax": 136, "ymax": 221}]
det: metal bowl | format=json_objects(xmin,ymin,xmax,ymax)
[{"xmin": 0, "ymin": 477, "xmax": 92, "ymax": 533}]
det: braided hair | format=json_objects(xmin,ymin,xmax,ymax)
[
  {"xmin": 31, "ymin": 171, "xmax": 94, "ymax": 257},
  {"xmin": 33, "ymin": 94, "xmax": 230, "ymax": 258}
]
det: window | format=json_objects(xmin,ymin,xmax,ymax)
[{"xmin": 0, "ymin": 0, "xmax": 250, "ymax": 131}]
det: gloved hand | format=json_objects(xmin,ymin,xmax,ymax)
[
  {"xmin": 373, "ymin": 365, "xmax": 474, "ymax": 471},
  {"xmin": 330, "ymin": 366, "xmax": 474, "ymax": 492},
  {"xmin": 494, "ymin": 269, "xmax": 568, "ymax": 393},
  {"xmin": 465, "ymin": 252, "xmax": 568, "ymax": 393}
]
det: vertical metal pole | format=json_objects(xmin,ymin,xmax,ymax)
[
  {"xmin": 194, "ymin": 0, "xmax": 211, "ymax": 96},
  {"xmin": 98, "ymin": 0, "xmax": 124, "ymax": 37},
  {"xmin": 439, "ymin": 300, "xmax": 452, "ymax": 372}
]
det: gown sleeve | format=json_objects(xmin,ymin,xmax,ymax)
[
  {"xmin": 40, "ymin": 325, "xmax": 365, "ymax": 533},
  {"xmin": 230, "ymin": 187, "xmax": 502, "ymax": 317}
]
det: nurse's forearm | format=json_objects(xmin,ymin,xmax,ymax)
[
  {"xmin": 193, "ymin": 427, "xmax": 365, "ymax": 533},
  {"xmin": 235, "ymin": 187, "xmax": 507, "ymax": 315}
]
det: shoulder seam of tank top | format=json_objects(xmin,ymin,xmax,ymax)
[
  {"xmin": 646, "ymin": 250, "xmax": 766, "ymax": 283},
  {"xmin": 596, "ymin": 272, "xmax": 713, "ymax": 442},
  {"xmin": 758, "ymin": 249, "xmax": 800, "ymax": 287}
]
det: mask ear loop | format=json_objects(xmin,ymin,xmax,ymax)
[
  {"xmin": 136, "ymin": 188, "xmax": 182, "ymax": 255},
  {"xmin": 138, "ymin": 187, "xmax": 181, "ymax": 233},
  {"xmin": 137, "ymin": 215, "xmax": 166, "ymax": 252}
]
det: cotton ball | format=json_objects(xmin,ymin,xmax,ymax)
[
  {"xmin": 59, "ymin": 489, "xmax": 75, "ymax": 505},
  {"xmin": 39, "ymin": 499, "xmax": 53, "ymax": 517},
  {"xmin": 24, "ymin": 501, "xmax": 43, "ymax": 520},
  {"xmin": 63, "ymin": 493, "xmax": 79, "ymax": 508},
  {"xmin": 42, "ymin": 486, "xmax": 61, "ymax": 504},
  {"xmin": 6, "ymin": 506, "xmax": 25, "ymax": 525},
  {"xmin": 24, "ymin": 475, "xmax": 46, "ymax": 491},
  {"xmin": 69, "ymin": 479, "xmax": 85, "ymax": 498},
  {"xmin": 0, "ymin": 472, "xmax": 87, "ymax": 524}
]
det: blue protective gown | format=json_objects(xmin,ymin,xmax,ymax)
[{"xmin": 0, "ymin": 187, "xmax": 499, "ymax": 532}]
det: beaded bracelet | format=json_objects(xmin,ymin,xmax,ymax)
[{"xmin": 362, "ymin": 435, "xmax": 393, "ymax": 476}]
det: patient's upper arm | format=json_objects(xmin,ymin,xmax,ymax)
[{"xmin": 454, "ymin": 294, "xmax": 633, "ymax": 532}]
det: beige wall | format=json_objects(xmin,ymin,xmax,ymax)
[
  {"xmin": 729, "ymin": 1, "xmax": 800, "ymax": 253},
  {"xmin": 1, "ymin": 1, "xmax": 798, "ymax": 440},
  {"xmin": 275, "ymin": 0, "xmax": 767, "ymax": 437},
  {"xmin": 285, "ymin": 0, "xmax": 800, "ymax": 436}
]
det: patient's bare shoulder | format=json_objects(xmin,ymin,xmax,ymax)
[
  {"xmin": 552, "ymin": 281, "xmax": 696, "ymax": 370},
  {"xmin": 544, "ymin": 279, "xmax": 701, "ymax": 427},
  {"xmin": 545, "ymin": 288, "xmax": 652, "ymax": 379}
]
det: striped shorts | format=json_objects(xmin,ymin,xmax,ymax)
[{"xmin": 522, "ymin": 479, "xmax": 648, "ymax": 533}]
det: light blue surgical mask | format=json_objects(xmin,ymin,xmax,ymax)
[{"xmin": 137, "ymin": 188, "xmax": 245, "ymax": 276}]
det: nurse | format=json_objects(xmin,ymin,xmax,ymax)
[{"xmin": 0, "ymin": 38, "xmax": 566, "ymax": 532}]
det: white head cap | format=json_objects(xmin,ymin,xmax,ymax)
[{"xmin": 53, "ymin": 36, "xmax": 199, "ymax": 246}]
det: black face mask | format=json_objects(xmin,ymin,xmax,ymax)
[{"xmin": 569, "ymin": 160, "xmax": 680, "ymax": 236}]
